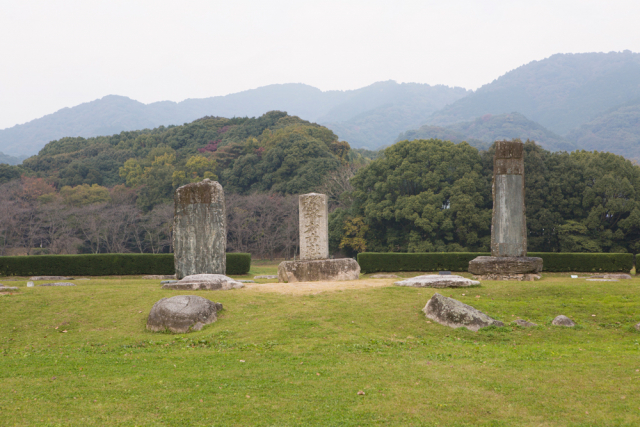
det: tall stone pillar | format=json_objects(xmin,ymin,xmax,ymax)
[
  {"xmin": 173, "ymin": 179, "xmax": 226, "ymax": 279},
  {"xmin": 277, "ymin": 192, "xmax": 360, "ymax": 283},
  {"xmin": 299, "ymin": 193, "xmax": 329, "ymax": 260},
  {"xmin": 468, "ymin": 140, "xmax": 542, "ymax": 280}
]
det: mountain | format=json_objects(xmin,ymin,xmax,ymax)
[
  {"xmin": 0, "ymin": 151, "xmax": 27, "ymax": 165},
  {"xmin": 426, "ymin": 51, "xmax": 640, "ymax": 135},
  {"xmin": 565, "ymin": 98, "xmax": 640, "ymax": 160},
  {"xmin": 398, "ymin": 112, "xmax": 575, "ymax": 152},
  {"xmin": 0, "ymin": 82, "xmax": 468, "ymax": 157}
]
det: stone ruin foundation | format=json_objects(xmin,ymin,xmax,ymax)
[
  {"xmin": 278, "ymin": 193, "xmax": 360, "ymax": 283},
  {"xmin": 468, "ymin": 140, "xmax": 543, "ymax": 281},
  {"xmin": 173, "ymin": 179, "xmax": 226, "ymax": 279}
]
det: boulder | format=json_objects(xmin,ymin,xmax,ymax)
[
  {"xmin": 513, "ymin": 319, "xmax": 537, "ymax": 327},
  {"xmin": 590, "ymin": 273, "xmax": 632, "ymax": 280},
  {"xmin": 422, "ymin": 293, "xmax": 504, "ymax": 332},
  {"xmin": 395, "ymin": 274, "xmax": 479, "ymax": 288},
  {"xmin": 278, "ymin": 258, "xmax": 360, "ymax": 283},
  {"xmin": 30, "ymin": 276, "xmax": 74, "ymax": 281},
  {"xmin": 371, "ymin": 274, "xmax": 400, "ymax": 279},
  {"xmin": 552, "ymin": 315, "xmax": 576, "ymax": 327},
  {"xmin": 254, "ymin": 275, "xmax": 278, "ymax": 280},
  {"xmin": 146, "ymin": 295, "xmax": 222, "ymax": 333},
  {"xmin": 37, "ymin": 282, "xmax": 76, "ymax": 286},
  {"xmin": 161, "ymin": 274, "xmax": 244, "ymax": 291}
]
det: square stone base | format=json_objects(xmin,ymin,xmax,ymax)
[
  {"xmin": 468, "ymin": 256, "xmax": 543, "ymax": 281},
  {"xmin": 278, "ymin": 258, "xmax": 360, "ymax": 283}
]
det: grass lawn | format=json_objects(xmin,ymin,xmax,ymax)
[{"xmin": 2, "ymin": 264, "xmax": 640, "ymax": 426}]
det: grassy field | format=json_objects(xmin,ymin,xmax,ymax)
[{"xmin": 1, "ymin": 264, "xmax": 640, "ymax": 426}]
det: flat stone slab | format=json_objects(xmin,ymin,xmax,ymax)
[
  {"xmin": 0, "ymin": 284, "xmax": 19, "ymax": 291},
  {"xmin": 590, "ymin": 273, "xmax": 632, "ymax": 280},
  {"xmin": 468, "ymin": 256, "xmax": 542, "ymax": 275},
  {"xmin": 513, "ymin": 319, "xmax": 538, "ymax": 327},
  {"xmin": 37, "ymin": 282, "xmax": 76, "ymax": 287},
  {"xmin": 394, "ymin": 275, "xmax": 479, "ymax": 288},
  {"xmin": 147, "ymin": 295, "xmax": 222, "ymax": 333},
  {"xmin": 473, "ymin": 273, "xmax": 541, "ymax": 281},
  {"xmin": 552, "ymin": 315, "xmax": 576, "ymax": 327},
  {"xmin": 143, "ymin": 275, "xmax": 176, "ymax": 280},
  {"xmin": 278, "ymin": 258, "xmax": 360, "ymax": 283},
  {"xmin": 162, "ymin": 274, "xmax": 244, "ymax": 291},
  {"xmin": 30, "ymin": 276, "xmax": 74, "ymax": 281},
  {"xmin": 254, "ymin": 275, "xmax": 278, "ymax": 280},
  {"xmin": 238, "ymin": 280, "xmax": 255, "ymax": 283},
  {"xmin": 586, "ymin": 278, "xmax": 619, "ymax": 282},
  {"xmin": 371, "ymin": 274, "xmax": 400, "ymax": 279},
  {"xmin": 422, "ymin": 293, "xmax": 504, "ymax": 332}
]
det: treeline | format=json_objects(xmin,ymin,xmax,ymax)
[
  {"xmin": 0, "ymin": 178, "xmax": 299, "ymax": 260},
  {"xmin": 332, "ymin": 139, "xmax": 640, "ymax": 255}
]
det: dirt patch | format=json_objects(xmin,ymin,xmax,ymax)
[{"xmin": 241, "ymin": 278, "xmax": 397, "ymax": 295}]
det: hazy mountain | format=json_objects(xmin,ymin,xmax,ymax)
[
  {"xmin": 0, "ymin": 81, "xmax": 468, "ymax": 156},
  {"xmin": 426, "ymin": 51, "xmax": 640, "ymax": 135},
  {"xmin": 398, "ymin": 112, "xmax": 575, "ymax": 152},
  {"xmin": 565, "ymin": 98, "xmax": 640, "ymax": 160},
  {"xmin": 0, "ymin": 151, "xmax": 26, "ymax": 165}
]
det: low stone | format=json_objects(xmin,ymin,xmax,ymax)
[
  {"xmin": 161, "ymin": 274, "xmax": 244, "ymax": 291},
  {"xmin": 0, "ymin": 284, "xmax": 19, "ymax": 291},
  {"xmin": 422, "ymin": 293, "xmax": 504, "ymax": 332},
  {"xmin": 472, "ymin": 273, "xmax": 541, "ymax": 281},
  {"xmin": 590, "ymin": 273, "xmax": 632, "ymax": 280},
  {"xmin": 238, "ymin": 280, "xmax": 255, "ymax": 283},
  {"xmin": 371, "ymin": 274, "xmax": 400, "ymax": 279},
  {"xmin": 76, "ymin": 278, "xmax": 90, "ymax": 281},
  {"xmin": 468, "ymin": 256, "xmax": 542, "ymax": 275},
  {"xmin": 146, "ymin": 295, "xmax": 222, "ymax": 333},
  {"xmin": 586, "ymin": 278, "xmax": 619, "ymax": 282},
  {"xmin": 37, "ymin": 282, "xmax": 76, "ymax": 287},
  {"xmin": 277, "ymin": 258, "xmax": 360, "ymax": 283},
  {"xmin": 513, "ymin": 319, "xmax": 537, "ymax": 327},
  {"xmin": 143, "ymin": 275, "xmax": 177, "ymax": 280},
  {"xmin": 552, "ymin": 315, "xmax": 576, "ymax": 327},
  {"xmin": 161, "ymin": 280, "xmax": 179, "ymax": 284},
  {"xmin": 635, "ymin": 322, "xmax": 640, "ymax": 331},
  {"xmin": 394, "ymin": 274, "xmax": 479, "ymax": 288},
  {"xmin": 253, "ymin": 275, "xmax": 278, "ymax": 280},
  {"xmin": 30, "ymin": 276, "xmax": 74, "ymax": 281}
]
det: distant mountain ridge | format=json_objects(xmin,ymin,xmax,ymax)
[{"xmin": 0, "ymin": 81, "xmax": 468, "ymax": 157}]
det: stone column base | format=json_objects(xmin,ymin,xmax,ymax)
[
  {"xmin": 278, "ymin": 258, "xmax": 360, "ymax": 283},
  {"xmin": 468, "ymin": 256, "xmax": 543, "ymax": 281}
]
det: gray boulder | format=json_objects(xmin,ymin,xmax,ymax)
[
  {"xmin": 30, "ymin": 276, "xmax": 73, "ymax": 281},
  {"xmin": 395, "ymin": 274, "xmax": 479, "ymax": 288},
  {"xmin": 162, "ymin": 274, "xmax": 244, "ymax": 291},
  {"xmin": 552, "ymin": 315, "xmax": 576, "ymax": 327},
  {"xmin": 513, "ymin": 319, "xmax": 538, "ymax": 327},
  {"xmin": 37, "ymin": 282, "xmax": 76, "ymax": 287},
  {"xmin": 422, "ymin": 293, "xmax": 504, "ymax": 332},
  {"xmin": 147, "ymin": 295, "xmax": 222, "ymax": 333}
]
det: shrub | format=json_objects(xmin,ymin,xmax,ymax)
[
  {"xmin": 0, "ymin": 253, "xmax": 251, "ymax": 277},
  {"xmin": 357, "ymin": 252, "xmax": 634, "ymax": 273}
]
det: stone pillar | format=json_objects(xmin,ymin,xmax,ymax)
[
  {"xmin": 468, "ymin": 140, "xmax": 542, "ymax": 280},
  {"xmin": 173, "ymin": 179, "xmax": 226, "ymax": 279},
  {"xmin": 492, "ymin": 140, "xmax": 527, "ymax": 257},
  {"xmin": 299, "ymin": 193, "xmax": 329, "ymax": 260},
  {"xmin": 277, "ymin": 192, "xmax": 360, "ymax": 283}
]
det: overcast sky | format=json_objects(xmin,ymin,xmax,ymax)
[{"xmin": 1, "ymin": 0, "xmax": 639, "ymax": 130}]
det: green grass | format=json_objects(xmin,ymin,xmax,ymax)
[{"xmin": 2, "ymin": 269, "xmax": 640, "ymax": 426}]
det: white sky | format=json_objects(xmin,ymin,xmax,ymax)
[{"xmin": 1, "ymin": 0, "xmax": 639, "ymax": 130}]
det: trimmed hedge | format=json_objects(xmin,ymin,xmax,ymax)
[
  {"xmin": 0, "ymin": 253, "xmax": 251, "ymax": 277},
  {"xmin": 357, "ymin": 252, "xmax": 634, "ymax": 273}
]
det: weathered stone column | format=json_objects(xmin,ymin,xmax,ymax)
[
  {"xmin": 492, "ymin": 140, "xmax": 527, "ymax": 257},
  {"xmin": 173, "ymin": 179, "xmax": 226, "ymax": 279},
  {"xmin": 468, "ymin": 140, "xmax": 542, "ymax": 280},
  {"xmin": 299, "ymin": 193, "xmax": 329, "ymax": 260},
  {"xmin": 277, "ymin": 192, "xmax": 360, "ymax": 283}
]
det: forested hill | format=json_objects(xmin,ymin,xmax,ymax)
[
  {"xmin": 0, "ymin": 81, "xmax": 468, "ymax": 157},
  {"xmin": 397, "ymin": 112, "xmax": 576, "ymax": 152},
  {"xmin": 425, "ymin": 51, "xmax": 640, "ymax": 135},
  {"xmin": 12, "ymin": 111, "xmax": 355, "ymax": 210}
]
